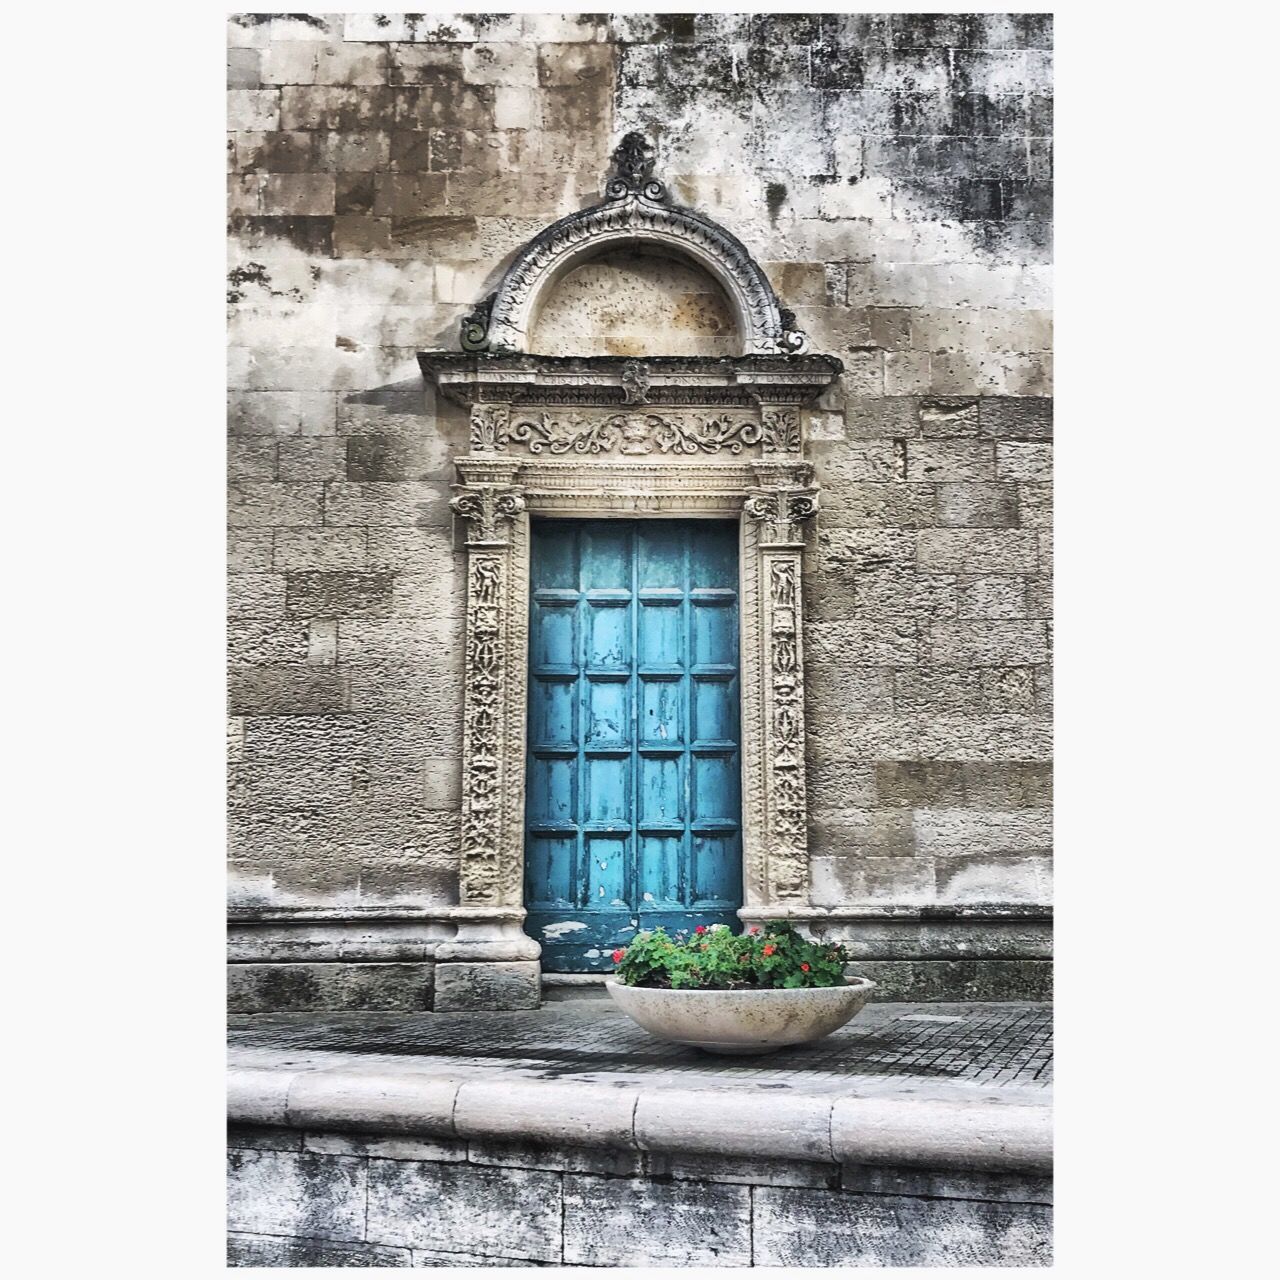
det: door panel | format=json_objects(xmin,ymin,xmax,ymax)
[{"xmin": 524, "ymin": 519, "xmax": 743, "ymax": 971}]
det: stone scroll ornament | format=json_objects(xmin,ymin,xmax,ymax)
[
  {"xmin": 470, "ymin": 405, "xmax": 803, "ymax": 456},
  {"xmin": 458, "ymin": 131, "xmax": 809, "ymax": 357},
  {"xmin": 449, "ymin": 483, "xmax": 526, "ymax": 904},
  {"xmin": 499, "ymin": 410, "xmax": 765, "ymax": 456},
  {"xmin": 745, "ymin": 485, "xmax": 818, "ymax": 900}
]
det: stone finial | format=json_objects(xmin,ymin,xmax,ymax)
[{"xmin": 606, "ymin": 131, "xmax": 667, "ymax": 203}]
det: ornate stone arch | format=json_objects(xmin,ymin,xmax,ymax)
[{"xmin": 459, "ymin": 132, "xmax": 810, "ymax": 358}]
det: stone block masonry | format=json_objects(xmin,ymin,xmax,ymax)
[
  {"xmin": 227, "ymin": 1125, "xmax": 1050, "ymax": 1267},
  {"xmin": 227, "ymin": 13, "xmax": 1052, "ymax": 1003},
  {"xmin": 227, "ymin": 1002, "xmax": 1051, "ymax": 1262}
]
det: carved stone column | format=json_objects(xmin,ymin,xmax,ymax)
[
  {"xmin": 434, "ymin": 458, "xmax": 542, "ymax": 1011},
  {"xmin": 741, "ymin": 463, "xmax": 819, "ymax": 912}
]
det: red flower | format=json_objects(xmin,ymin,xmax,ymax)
[
  {"xmin": 800, "ymin": 963, "xmax": 810, "ymax": 972},
  {"xmin": 762, "ymin": 944, "xmax": 776, "ymax": 957},
  {"xmin": 611, "ymin": 949, "xmax": 625, "ymax": 963},
  {"xmin": 694, "ymin": 925, "xmax": 707, "ymax": 935},
  {"xmin": 749, "ymin": 926, "xmax": 760, "ymax": 935}
]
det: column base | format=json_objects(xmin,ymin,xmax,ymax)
[{"xmin": 433, "ymin": 961, "xmax": 542, "ymax": 1012}]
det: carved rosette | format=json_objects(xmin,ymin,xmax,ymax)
[
  {"xmin": 451, "ymin": 480, "xmax": 527, "ymax": 905},
  {"xmin": 745, "ymin": 479, "xmax": 818, "ymax": 901}
]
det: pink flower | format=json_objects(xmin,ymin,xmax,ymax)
[
  {"xmin": 611, "ymin": 949, "xmax": 625, "ymax": 963},
  {"xmin": 800, "ymin": 963, "xmax": 810, "ymax": 972},
  {"xmin": 694, "ymin": 925, "xmax": 707, "ymax": 935}
]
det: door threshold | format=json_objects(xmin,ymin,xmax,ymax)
[{"xmin": 542, "ymin": 973, "xmax": 611, "ymax": 1002}]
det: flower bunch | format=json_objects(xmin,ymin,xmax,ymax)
[{"xmin": 611, "ymin": 921, "xmax": 849, "ymax": 990}]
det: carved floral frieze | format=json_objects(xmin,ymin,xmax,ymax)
[
  {"xmin": 465, "ymin": 407, "xmax": 805, "ymax": 456},
  {"xmin": 511, "ymin": 410, "xmax": 761, "ymax": 456}
]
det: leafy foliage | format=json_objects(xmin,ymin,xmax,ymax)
[{"xmin": 611, "ymin": 921, "xmax": 850, "ymax": 990}]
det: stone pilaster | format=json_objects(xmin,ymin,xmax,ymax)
[
  {"xmin": 744, "ymin": 464, "xmax": 819, "ymax": 905},
  {"xmin": 436, "ymin": 461, "xmax": 540, "ymax": 1010}
]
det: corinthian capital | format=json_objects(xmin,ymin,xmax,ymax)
[
  {"xmin": 744, "ymin": 486, "xmax": 819, "ymax": 547},
  {"xmin": 450, "ymin": 483, "xmax": 526, "ymax": 546}
]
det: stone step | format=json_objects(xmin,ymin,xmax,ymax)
[{"xmin": 542, "ymin": 973, "xmax": 611, "ymax": 1002}]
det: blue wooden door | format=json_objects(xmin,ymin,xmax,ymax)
[{"xmin": 524, "ymin": 519, "xmax": 743, "ymax": 971}]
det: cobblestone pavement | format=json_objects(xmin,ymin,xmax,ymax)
[{"xmin": 229, "ymin": 1001, "xmax": 1051, "ymax": 1094}]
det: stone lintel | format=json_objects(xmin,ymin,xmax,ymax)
[{"xmin": 419, "ymin": 352, "xmax": 843, "ymax": 411}]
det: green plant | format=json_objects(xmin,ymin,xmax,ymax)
[{"xmin": 611, "ymin": 921, "xmax": 849, "ymax": 990}]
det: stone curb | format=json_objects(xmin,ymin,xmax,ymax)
[{"xmin": 228, "ymin": 1066, "xmax": 1052, "ymax": 1174}]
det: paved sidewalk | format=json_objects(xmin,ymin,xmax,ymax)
[
  {"xmin": 229, "ymin": 1001, "xmax": 1052, "ymax": 1172},
  {"xmin": 230, "ymin": 1000, "xmax": 1051, "ymax": 1093}
]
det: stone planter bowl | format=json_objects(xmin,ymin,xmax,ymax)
[{"xmin": 604, "ymin": 977, "xmax": 876, "ymax": 1055}]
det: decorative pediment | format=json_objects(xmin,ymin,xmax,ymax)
[{"xmin": 451, "ymin": 132, "xmax": 813, "ymax": 358}]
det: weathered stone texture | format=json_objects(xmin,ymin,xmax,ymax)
[
  {"xmin": 753, "ymin": 1185, "xmax": 1051, "ymax": 1266},
  {"xmin": 227, "ymin": 1148, "xmax": 366, "ymax": 1241},
  {"xmin": 228, "ymin": 1232, "xmax": 412, "ymax": 1266},
  {"xmin": 366, "ymin": 1160, "xmax": 562, "ymax": 1260},
  {"xmin": 226, "ymin": 962, "xmax": 433, "ymax": 1013},
  {"xmin": 434, "ymin": 961, "xmax": 541, "ymax": 1012},
  {"xmin": 227, "ymin": 1126, "xmax": 1052, "ymax": 1265},
  {"xmin": 228, "ymin": 13, "xmax": 1052, "ymax": 989},
  {"xmin": 563, "ymin": 1175, "xmax": 751, "ymax": 1266}
]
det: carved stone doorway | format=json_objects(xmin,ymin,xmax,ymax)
[{"xmin": 419, "ymin": 134, "xmax": 841, "ymax": 1009}]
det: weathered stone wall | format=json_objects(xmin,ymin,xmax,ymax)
[
  {"xmin": 227, "ymin": 13, "xmax": 1052, "ymax": 1003},
  {"xmin": 228, "ymin": 1123, "xmax": 1052, "ymax": 1266}
]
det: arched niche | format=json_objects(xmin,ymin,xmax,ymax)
[
  {"xmin": 459, "ymin": 132, "xmax": 809, "ymax": 358},
  {"xmin": 529, "ymin": 245, "xmax": 738, "ymax": 357}
]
